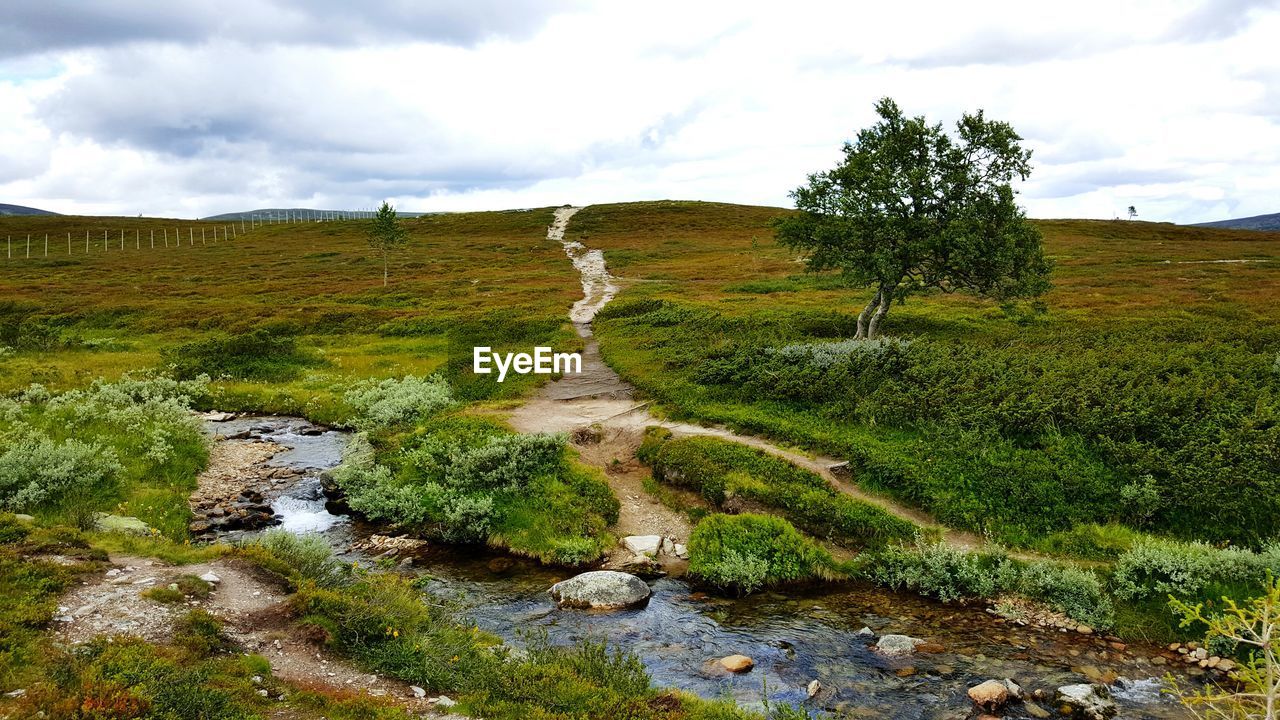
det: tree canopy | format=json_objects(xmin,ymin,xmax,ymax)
[
  {"xmin": 367, "ymin": 200, "xmax": 408, "ymax": 286},
  {"xmin": 774, "ymin": 98, "xmax": 1052, "ymax": 339}
]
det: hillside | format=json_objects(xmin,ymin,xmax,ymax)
[
  {"xmin": 1191, "ymin": 210, "xmax": 1280, "ymax": 231},
  {"xmin": 203, "ymin": 207, "xmax": 430, "ymax": 221},
  {"xmin": 0, "ymin": 203, "xmax": 58, "ymax": 216}
]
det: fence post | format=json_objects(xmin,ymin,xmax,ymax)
[
  {"xmin": 202, "ymin": 227, "xmax": 206, "ymax": 245},
  {"xmin": 26, "ymin": 234, "xmax": 30, "ymax": 258},
  {"xmin": 135, "ymin": 229, "xmax": 139, "ymax": 249},
  {"xmin": 85, "ymin": 230, "xmax": 89, "ymax": 253},
  {"xmin": 120, "ymin": 229, "xmax": 124, "ymax": 250},
  {"xmin": 44, "ymin": 233, "xmax": 48, "ymax": 256},
  {"xmin": 67, "ymin": 232, "xmax": 71, "ymax": 254},
  {"xmin": 189, "ymin": 227, "xmax": 193, "ymax": 246},
  {"xmin": 163, "ymin": 228, "xmax": 168, "ymax": 248},
  {"xmin": 103, "ymin": 229, "xmax": 107, "ymax": 252}
]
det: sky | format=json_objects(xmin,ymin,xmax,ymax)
[{"xmin": 1, "ymin": 0, "xmax": 1277, "ymax": 223}]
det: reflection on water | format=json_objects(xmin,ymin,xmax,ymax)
[{"xmin": 211, "ymin": 416, "xmax": 1192, "ymax": 719}]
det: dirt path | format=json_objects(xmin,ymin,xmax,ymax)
[{"xmin": 508, "ymin": 207, "xmax": 983, "ymax": 549}]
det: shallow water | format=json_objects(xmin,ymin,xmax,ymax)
[{"xmin": 214, "ymin": 416, "xmax": 1193, "ymax": 719}]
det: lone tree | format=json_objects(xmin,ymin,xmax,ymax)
[
  {"xmin": 367, "ymin": 200, "xmax": 408, "ymax": 286},
  {"xmin": 1127, "ymin": 205, "xmax": 1138, "ymax": 220},
  {"xmin": 775, "ymin": 98, "xmax": 1052, "ymax": 339}
]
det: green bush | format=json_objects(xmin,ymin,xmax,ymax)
[
  {"xmin": 163, "ymin": 328, "xmax": 319, "ymax": 381},
  {"xmin": 687, "ymin": 514, "xmax": 834, "ymax": 594},
  {"xmin": 1034, "ymin": 523, "xmax": 1144, "ymax": 560},
  {"xmin": 343, "ymin": 374, "xmax": 453, "ymax": 430},
  {"xmin": 0, "ymin": 434, "xmax": 122, "ymax": 512},
  {"xmin": 1111, "ymin": 538, "xmax": 1280, "ymax": 601},
  {"xmin": 865, "ymin": 540, "xmax": 1011, "ymax": 603},
  {"xmin": 1017, "ymin": 561, "xmax": 1113, "ymax": 629},
  {"xmin": 249, "ymin": 530, "xmax": 350, "ymax": 589},
  {"xmin": 646, "ymin": 433, "xmax": 916, "ymax": 548}
]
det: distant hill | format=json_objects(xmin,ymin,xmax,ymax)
[
  {"xmin": 203, "ymin": 207, "xmax": 429, "ymax": 221},
  {"xmin": 0, "ymin": 203, "xmax": 59, "ymax": 216},
  {"xmin": 1191, "ymin": 212, "xmax": 1280, "ymax": 232}
]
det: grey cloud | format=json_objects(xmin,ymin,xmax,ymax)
[
  {"xmin": 1026, "ymin": 166, "xmax": 1199, "ymax": 199},
  {"xmin": 1163, "ymin": 0, "xmax": 1280, "ymax": 42},
  {"xmin": 0, "ymin": 0, "xmax": 580, "ymax": 58},
  {"xmin": 890, "ymin": 31, "xmax": 1107, "ymax": 69}
]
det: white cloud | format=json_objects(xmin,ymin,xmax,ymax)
[{"xmin": 0, "ymin": 0, "xmax": 1277, "ymax": 223}]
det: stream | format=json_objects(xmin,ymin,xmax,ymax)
[{"xmin": 207, "ymin": 415, "xmax": 1195, "ymax": 719}]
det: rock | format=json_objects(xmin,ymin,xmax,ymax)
[
  {"xmin": 1218, "ymin": 659, "xmax": 1236, "ymax": 672},
  {"xmin": 806, "ymin": 680, "xmax": 821, "ymax": 698},
  {"xmin": 256, "ymin": 689, "xmax": 269, "ymax": 697},
  {"xmin": 915, "ymin": 642, "xmax": 946, "ymax": 654},
  {"xmin": 613, "ymin": 554, "xmax": 665, "ymax": 579},
  {"xmin": 827, "ymin": 461, "xmax": 852, "ymax": 478},
  {"xmin": 410, "ymin": 685, "xmax": 426, "ymax": 698},
  {"xmin": 1076, "ymin": 624, "xmax": 1094, "ymax": 635},
  {"xmin": 1055, "ymin": 684, "xmax": 1117, "ymax": 720},
  {"xmin": 874, "ymin": 634, "xmax": 923, "ymax": 657},
  {"xmin": 672, "ymin": 543, "xmax": 689, "ymax": 559},
  {"xmin": 968, "ymin": 680, "xmax": 1010, "ymax": 711},
  {"xmin": 661, "ymin": 537, "xmax": 675, "ymax": 556},
  {"xmin": 201, "ymin": 411, "xmax": 235, "ymax": 422},
  {"xmin": 4, "ymin": 688, "xmax": 25, "ymax": 698},
  {"xmin": 1023, "ymin": 700, "xmax": 1051, "ymax": 719},
  {"xmin": 621, "ymin": 535, "xmax": 663, "ymax": 557},
  {"xmin": 856, "ymin": 626, "xmax": 874, "ymax": 636},
  {"xmin": 200, "ymin": 572, "xmax": 222, "ymax": 585},
  {"xmin": 11, "ymin": 514, "xmax": 34, "ymax": 523},
  {"xmin": 719, "ymin": 655, "xmax": 754, "ymax": 673},
  {"xmin": 94, "ymin": 513, "xmax": 151, "ymax": 535},
  {"xmin": 549, "ymin": 571, "xmax": 651, "ymax": 610},
  {"xmin": 1003, "ymin": 678, "xmax": 1023, "ymax": 700},
  {"xmin": 435, "ymin": 695, "xmax": 457, "ymax": 708}
]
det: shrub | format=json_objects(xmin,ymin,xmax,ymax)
[
  {"xmin": 343, "ymin": 374, "xmax": 453, "ymax": 430},
  {"xmin": 1111, "ymin": 538, "xmax": 1280, "ymax": 601},
  {"xmin": 865, "ymin": 540, "xmax": 1012, "ymax": 603},
  {"xmin": 249, "ymin": 530, "xmax": 350, "ymax": 589},
  {"xmin": 688, "ymin": 514, "xmax": 833, "ymax": 594},
  {"xmin": 173, "ymin": 608, "xmax": 232, "ymax": 657},
  {"xmin": 646, "ymin": 433, "xmax": 916, "ymax": 548},
  {"xmin": 1017, "ymin": 561, "xmax": 1113, "ymax": 629},
  {"xmin": 0, "ymin": 433, "xmax": 122, "ymax": 512},
  {"xmin": 163, "ymin": 328, "xmax": 318, "ymax": 381},
  {"xmin": 1034, "ymin": 523, "xmax": 1144, "ymax": 560}
]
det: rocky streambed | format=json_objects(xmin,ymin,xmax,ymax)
[{"xmin": 199, "ymin": 415, "xmax": 1203, "ymax": 719}]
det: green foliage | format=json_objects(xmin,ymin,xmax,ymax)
[
  {"xmin": 368, "ymin": 201, "xmax": 410, "ymax": 285},
  {"xmin": 687, "ymin": 514, "xmax": 834, "ymax": 594},
  {"xmin": 0, "ymin": 375, "xmax": 208, "ymax": 534},
  {"xmin": 164, "ymin": 328, "xmax": 319, "ymax": 382},
  {"xmin": 599, "ymin": 300, "xmax": 1280, "ymax": 546},
  {"xmin": 1016, "ymin": 561, "xmax": 1113, "ymax": 629},
  {"xmin": 645, "ymin": 433, "xmax": 916, "ymax": 548},
  {"xmin": 0, "ymin": 433, "xmax": 122, "ymax": 512},
  {"xmin": 248, "ymin": 530, "xmax": 351, "ymax": 589},
  {"xmin": 343, "ymin": 374, "xmax": 453, "ymax": 431},
  {"xmin": 333, "ymin": 418, "xmax": 616, "ymax": 565},
  {"xmin": 775, "ymin": 97, "xmax": 1050, "ymax": 338},
  {"xmin": 1035, "ymin": 523, "xmax": 1144, "ymax": 560},
  {"xmin": 1111, "ymin": 538, "xmax": 1280, "ymax": 601},
  {"xmin": 174, "ymin": 608, "xmax": 232, "ymax": 658}
]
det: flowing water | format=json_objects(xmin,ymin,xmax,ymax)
[{"xmin": 211, "ymin": 416, "xmax": 1194, "ymax": 719}]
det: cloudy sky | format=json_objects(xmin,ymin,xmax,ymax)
[{"xmin": 1, "ymin": 0, "xmax": 1277, "ymax": 222}]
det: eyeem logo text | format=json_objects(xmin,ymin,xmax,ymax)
[{"xmin": 473, "ymin": 347, "xmax": 582, "ymax": 382}]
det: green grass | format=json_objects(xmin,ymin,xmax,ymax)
[
  {"xmin": 687, "ymin": 513, "xmax": 839, "ymax": 594},
  {"xmin": 580, "ymin": 202, "xmax": 1280, "ymax": 547}
]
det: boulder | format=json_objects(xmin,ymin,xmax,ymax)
[
  {"xmin": 621, "ymin": 535, "xmax": 663, "ymax": 557},
  {"xmin": 874, "ymin": 634, "xmax": 924, "ymax": 657},
  {"xmin": 968, "ymin": 680, "xmax": 1010, "ymax": 711},
  {"xmin": 550, "ymin": 571, "xmax": 651, "ymax": 610},
  {"xmin": 199, "ymin": 572, "xmax": 221, "ymax": 585},
  {"xmin": 94, "ymin": 513, "xmax": 151, "ymax": 535},
  {"xmin": 719, "ymin": 655, "xmax": 754, "ymax": 673},
  {"xmin": 1055, "ymin": 684, "xmax": 1117, "ymax": 720}
]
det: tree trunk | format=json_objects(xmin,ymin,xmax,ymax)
[
  {"xmin": 866, "ymin": 285, "xmax": 893, "ymax": 339},
  {"xmin": 855, "ymin": 290, "xmax": 880, "ymax": 340}
]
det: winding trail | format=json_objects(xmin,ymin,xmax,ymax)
[{"xmin": 509, "ymin": 207, "xmax": 983, "ymax": 549}]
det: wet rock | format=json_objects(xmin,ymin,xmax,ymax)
[
  {"xmin": 612, "ymin": 554, "xmax": 665, "ymax": 579},
  {"xmin": 350, "ymin": 534, "xmax": 428, "ymax": 557},
  {"xmin": 1003, "ymin": 678, "xmax": 1023, "ymax": 700},
  {"xmin": 874, "ymin": 634, "xmax": 923, "ymax": 657},
  {"xmin": 550, "ymin": 571, "xmax": 651, "ymax": 610},
  {"xmin": 968, "ymin": 680, "xmax": 1009, "ymax": 711},
  {"xmin": 1055, "ymin": 683, "xmax": 1117, "ymax": 719},
  {"xmin": 1023, "ymin": 700, "xmax": 1051, "ymax": 719},
  {"xmin": 915, "ymin": 642, "xmax": 946, "ymax": 654},
  {"xmin": 718, "ymin": 655, "xmax": 754, "ymax": 673},
  {"xmin": 224, "ymin": 430, "xmax": 252, "ymax": 440},
  {"xmin": 856, "ymin": 626, "xmax": 874, "ymax": 636},
  {"xmin": 487, "ymin": 557, "xmax": 515, "ymax": 574},
  {"xmin": 201, "ymin": 411, "xmax": 236, "ymax": 422},
  {"xmin": 298, "ymin": 425, "xmax": 325, "ymax": 436},
  {"xmin": 622, "ymin": 535, "xmax": 663, "ymax": 557},
  {"xmin": 806, "ymin": 680, "xmax": 821, "ymax": 698}
]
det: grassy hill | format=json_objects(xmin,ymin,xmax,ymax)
[
  {"xmin": 0, "ymin": 203, "xmax": 58, "ymax": 216},
  {"xmin": 2, "ymin": 202, "xmax": 1278, "ymax": 550},
  {"xmin": 1192, "ymin": 211, "xmax": 1280, "ymax": 232}
]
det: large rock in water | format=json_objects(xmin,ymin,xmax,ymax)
[
  {"xmin": 1055, "ymin": 684, "xmax": 1117, "ymax": 719},
  {"xmin": 550, "ymin": 571, "xmax": 651, "ymax": 610},
  {"xmin": 967, "ymin": 680, "xmax": 1010, "ymax": 711},
  {"xmin": 874, "ymin": 634, "xmax": 924, "ymax": 657}
]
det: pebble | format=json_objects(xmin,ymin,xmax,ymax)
[{"xmin": 411, "ymin": 685, "xmax": 426, "ymax": 698}]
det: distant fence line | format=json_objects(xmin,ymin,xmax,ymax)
[{"xmin": 2, "ymin": 211, "xmax": 366, "ymax": 261}]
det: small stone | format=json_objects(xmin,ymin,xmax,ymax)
[
  {"xmin": 252, "ymin": 675, "xmax": 263, "ymax": 684},
  {"xmin": 1218, "ymin": 659, "xmax": 1236, "ymax": 672},
  {"xmin": 411, "ymin": 685, "xmax": 426, "ymax": 698},
  {"xmin": 856, "ymin": 626, "xmax": 874, "ymax": 636},
  {"xmin": 435, "ymin": 695, "xmax": 457, "ymax": 708},
  {"xmin": 1003, "ymin": 678, "xmax": 1023, "ymax": 700},
  {"xmin": 3, "ymin": 689, "xmax": 25, "ymax": 698},
  {"xmin": 673, "ymin": 543, "xmax": 689, "ymax": 559},
  {"xmin": 256, "ymin": 689, "xmax": 268, "ymax": 697},
  {"xmin": 915, "ymin": 642, "xmax": 946, "ymax": 654},
  {"xmin": 1151, "ymin": 656, "xmax": 1167, "ymax": 666},
  {"xmin": 806, "ymin": 679, "xmax": 821, "ymax": 698},
  {"xmin": 719, "ymin": 655, "xmax": 754, "ymax": 673},
  {"xmin": 1076, "ymin": 625, "xmax": 1093, "ymax": 635},
  {"xmin": 874, "ymin": 634, "xmax": 923, "ymax": 657},
  {"xmin": 1023, "ymin": 700, "xmax": 1051, "ymax": 719},
  {"xmin": 200, "ymin": 572, "xmax": 221, "ymax": 585}
]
